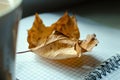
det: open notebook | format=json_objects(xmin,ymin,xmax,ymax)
[{"xmin": 16, "ymin": 13, "xmax": 120, "ymax": 80}]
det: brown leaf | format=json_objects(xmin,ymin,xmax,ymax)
[{"xmin": 27, "ymin": 12, "xmax": 99, "ymax": 60}]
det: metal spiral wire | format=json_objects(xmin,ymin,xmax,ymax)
[{"xmin": 84, "ymin": 54, "xmax": 120, "ymax": 80}]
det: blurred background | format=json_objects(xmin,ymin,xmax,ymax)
[
  {"xmin": 22, "ymin": 0, "xmax": 120, "ymax": 17},
  {"xmin": 22, "ymin": 0, "xmax": 85, "ymax": 17},
  {"xmin": 22, "ymin": 0, "xmax": 120, "ymax": 28}
]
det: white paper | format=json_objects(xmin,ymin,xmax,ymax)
[{"xmin": 16, "ymin": 12, "xmax": 120, "ymax": 80}]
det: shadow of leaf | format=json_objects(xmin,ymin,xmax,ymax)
[
  {"xmin": 35, "ymin": 54, "xmax": 101, "ymax": 79},
  {"xmin": 52, "ymin": 54, "xmax": 101, "ymax": 68}
]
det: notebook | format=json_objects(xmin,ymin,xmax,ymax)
[{"xmin": 16, "ymin": 12, "xmax": 120, "ymax": 80}]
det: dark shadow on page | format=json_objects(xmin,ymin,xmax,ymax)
[
  {"xmin": 35, "ymin": 53, "xmax": 101, "ymax": 79},
  {"xmin": 51, "ymin": 54, "xmax": 101, "ymax": 68}
]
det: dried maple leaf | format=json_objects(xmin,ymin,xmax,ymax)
[{"xmin": 27, "ymin": 12, "xmax": 99, "ymax": 60}]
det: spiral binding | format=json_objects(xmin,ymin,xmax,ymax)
[{"xmin": 84, "ymin": 54, "xmax": 120, "ymax": 80}]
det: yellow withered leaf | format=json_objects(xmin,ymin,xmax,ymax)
[{"xmin": 27, "ymin": 12, "xmax": 99, "ymax": 60}]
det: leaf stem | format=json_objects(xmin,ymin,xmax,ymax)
[{"xmin": 16, "ymin": 50, "xmax": 32, "ymax": 54}]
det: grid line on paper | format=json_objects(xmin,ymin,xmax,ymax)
[{"xmin": 16, "ymin": 53, "xmax": 101, "ymax": 80}]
